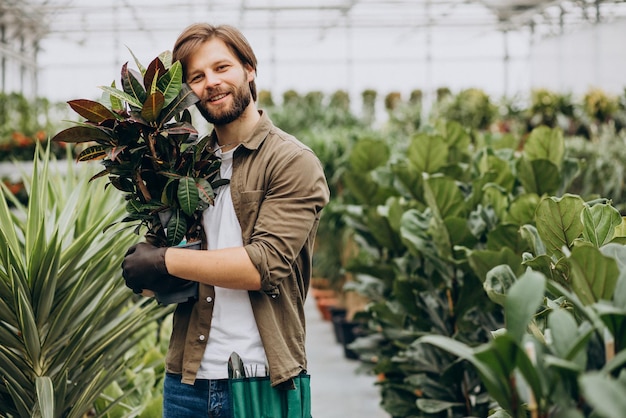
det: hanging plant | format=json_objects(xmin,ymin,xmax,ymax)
[{"xmin": 52, "ymin": 50, "xmax": 226, "ymax": 247}]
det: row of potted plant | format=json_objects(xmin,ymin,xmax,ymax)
[
  {"xmin": 2, "ymin": 85, "xmax": 626, "ymax": 165},
  {"xmin": 326, "ymin": 118, "xmax": 626, "ymax": 416}
]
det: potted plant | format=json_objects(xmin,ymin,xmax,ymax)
[{"xmin": 52, "ymin": 51, "xmax": 225, "ymax": 303}]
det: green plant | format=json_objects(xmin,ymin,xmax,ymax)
[
  {"xmin": 421, "ymin": 194, "xmax": 626, "ymax": 417},
  {"xmin": 51, "ymin": 51, "xmax": 225, "ymax": 247},
  {"xmin": 434, "ymin": 88, "xmax": 497, "ymax": 130},
  {"xmin": 0, "ymin": 145, "xmax": 170, "ymax": 417},
  {"xmin": 338, "ymin": 122, "xmax": 584, "ymax": 416}
]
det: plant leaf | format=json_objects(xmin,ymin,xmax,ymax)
[
  {"xmin": 177, "ymin": 176, "xmax": 199, "ymax": 216},
  {"xmin": 77, "ymin": 145, "xmax": 107, "ymax": 162},
  {"xmin": 99, "ymin": 85, "xmax": 143, "ymax": 109},
  {"xmin": 579, "ymin": 372, "xmax": 626, "ymax": 418},
  {"xmin": 523, "ymin": 126, "xmax": 564, "ymax": 167},
  {"xmin": 121, "ymin": 62, "xmax": 147, "ymax": 106},
  {"xmin": 196, "ymin": 178, "xmax": 215, "ymax": 205},
  {"xmin": 68, "ymin": 99, "xmax": 117, "ymax": 123},
  {"xmin": 141, "ymin": 91, "xmax": 165, "ymax": 123},
  {"xmin": 52, "ymin": 126, "xmax": 112, "ymax": 144},
  {"xmin": 581, "ymin": 203, "xmax": 622, "ymax": 247},
  {"xmin": 157, "ymin": 60, "xmax": 183, "ymax": 108},
  {"xmin": 160, "ymin": 84, "xmax": 199, "ymax": 125},
  {"xmin": 535, "ymin": 194, "xmax": 585, "ymax": 258},
  {"xmin": 407, "ymin": 133, "xmax": 448, "ymax": 174},
  {"xmin": 144, "ymin": 56, "xmax": 166, "ymax": 92},
  {"xmin": 504, "ymin": 269, "xmax": 545, "ymax": 343},
  {"xmin": 35, "ymin": 376, "xmax": 55, "ymax": 418},
  {"xmin": 567, "ymin": 245, "xmax": 619, "ymax": 305},
  {"xmin": 166, "ymin": 210, "xmax": 187, "ymax": 246}
]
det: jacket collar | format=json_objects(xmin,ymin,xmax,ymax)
[{"xmin": 208, "ymin": 110, "xmax": 271, "ymax": 152}]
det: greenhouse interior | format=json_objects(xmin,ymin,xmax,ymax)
[{"xmin": 1, "ymin": 0, "xmax": 626, "ymax": 417}]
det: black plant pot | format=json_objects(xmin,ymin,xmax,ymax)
[
  {"xmin": 329, "ymin": 307, "xmax": 347, "ymax": 344},
  {"xmin": 339, "ymin": 320, "xmax": 363, "ymax": 360}
]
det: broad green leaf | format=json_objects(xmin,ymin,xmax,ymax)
[
  {"xmin": 505, "ymin": 193, "xmax": 540, "ymax": 226},
  {"xmin": 363, "ymin": 207, "xmax": 404, "ymax": 253},
  {"xmin": 484, "ymin": 264, "xmax": 517, "ymax": 306},
  {"xmin": 51, "ymin": 126, "xmax": 112, "ymax": 145},
  {"xmin": 516, "ymin": 157, "xmax": 561, "ymax": 196},
  {"xmin": 535, "ymin": 194, "xmax": 584, "ymax": 258},
  {"xmin": 68, "ymin": 99, "xmax": 117, "ymax": 123},
  {"xmin": 342, "ymin": 171, "xmax": 379, "ymax": 205},
  {"xmin": 407, "ymin": 133, "xmax": 448, "ymax": 174},
  {"xmin": 157, "ymin": 60, "xmax": 184, "ymax": 108},
  {"xmin": 467, "ymin": 247, "xmax": 523, "ymax": 282},
  {"xmin": 505, "ymin": 269, "xmax": 545, "ymax": 343},
  {"xmin": 177, "ymin": 176, "xmax": 199, "ymax": 216},
  {"xmin": 422, "ymin": 175, "xmax": 465, "ymax": 220},
  {"xmin": 547, "ymin": 309, "xmax": 587, "ymax": 368},
  {"xmin": 523, "ymin": 126, "xmax": 564, "ymax": 166},
  {"xmin": 479, "ymin": 154, "xmax": 515, "ymax": 192},
  {"xmin": 581, "ymin": 203, "xmax": 622, "ymax": 247},
  {"xmin": 418, "ymin": 335, "xmax": 513, "ymax": 412},
  {"xmin": 487, "ymin": 224, "xmax": 526, "ymax": 253},
  {"xmin": 349, "ymin": 138, "xmax": 390, "ymax": 172},
  {"xmin": 568, "ymin": 245, "xmax": 619, "ymax": 305},
  {"xmin": 579, "ymin": 372, "xmax": 626, "ymax": 418},
  {"xmin": 167, "ymin": 209, "xmax": 187, "ymax": 246},
  {"xmin": 613, "ymin": 217, "xmax": 626, "ymax": 238}
]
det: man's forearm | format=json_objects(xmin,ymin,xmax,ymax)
[{"xmin": 164, "ymin": 246, "xmax": 262, "ymax": 290}]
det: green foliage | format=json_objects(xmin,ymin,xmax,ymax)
[
  {"xmin": 0, "ymin": 145, "xmax": 170, "ymax": 417},
  {"xmin": 51, "ymin": 51, "xmax": 224, "ymax": 247},
  {"xmin": 434, "ymin": 88, "xmax": 497, "ymax": 130},
  {"xmin": 335, "ymin": 116, "xmax": 626, "ymax": 417}
]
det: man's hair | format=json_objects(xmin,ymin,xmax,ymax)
[{"xmin": 173, "ymin": 23, "xmax": 258, "ymax": 101}]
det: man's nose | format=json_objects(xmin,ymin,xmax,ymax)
[{"xmin": 203, "ymin": 72, "xmax": 221, "ymax": 89}]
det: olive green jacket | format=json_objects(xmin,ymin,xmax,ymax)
[{"xmin": 165, "ymin": 111, "xmax": 330, "ymax": 387}]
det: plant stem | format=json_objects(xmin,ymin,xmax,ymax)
[{"xmin": 134, "ymin": 169, "xmax": 152, "ymax": 202}]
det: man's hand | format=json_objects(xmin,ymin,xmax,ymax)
[{"xmin": 122, "ymin": 242, "xmax": 191, "ymax": 294}]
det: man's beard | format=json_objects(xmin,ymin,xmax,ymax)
[{"xmin": 196, "ymin": 79, "xmax": 252, "ymax": 126}]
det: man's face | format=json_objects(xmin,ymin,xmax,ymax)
[{"xmin": 185, "ymin": 38, "xmax": 254, "ymax": 126}]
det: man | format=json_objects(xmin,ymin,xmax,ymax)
[{"xmin": 122, "ymin": 23, "xmax": 330, "ymax": 417}]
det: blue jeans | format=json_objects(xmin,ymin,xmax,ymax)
[{"xmin": 163, "ymin": 373, "xmax": 231, "ymax": 418}]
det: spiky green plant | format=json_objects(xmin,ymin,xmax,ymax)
[{"xmin": 0, "ymin": 145, "xmax": 171, "ymax": 417}]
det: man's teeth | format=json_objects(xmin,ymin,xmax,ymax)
[{"xmin": 209, "ymin": 93, "xmax": 227, "ymax": 102}]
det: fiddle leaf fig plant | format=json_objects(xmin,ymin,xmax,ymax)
[{"xmin": 52, "ymin": 51, "xmax": 225, "ymax": 247}]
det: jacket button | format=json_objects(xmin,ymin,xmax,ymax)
[
  {"xmin": 206, "ymin": 296, "xmax": 213, "ymax": 303},
  {"xmin": 199, "ymin": 335, "xmax": 205, "ymax": 341}
]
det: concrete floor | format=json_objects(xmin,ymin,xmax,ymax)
[{"xmin": 305, "ymin": 297, "xmax": 390, "ymax": 418}]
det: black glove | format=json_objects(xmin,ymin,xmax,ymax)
[{"xmin": 121, "ymin": 242, "xmax": 191, "ymax": 295}]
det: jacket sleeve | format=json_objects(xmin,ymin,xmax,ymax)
[{"xmin": 243, "ymin": 147, "xmax": 330, "ymax": 296}]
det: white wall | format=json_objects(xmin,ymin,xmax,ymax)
[{"xmin": 530, "ymin": 19, "xmax": 626, "ymax": 97}]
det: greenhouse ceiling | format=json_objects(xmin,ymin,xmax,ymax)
[{"xmin": 2, "ymin": 0, "xmax": 626, "ymax": 101}]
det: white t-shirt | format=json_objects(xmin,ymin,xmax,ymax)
[{"xmin": 196, "ymin": 146, "xmax": 267, "ymax": 379}]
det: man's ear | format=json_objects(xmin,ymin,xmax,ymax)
[{"xmin": 244, "ymin": 65, "xmax": 256, "ymax": 82}]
